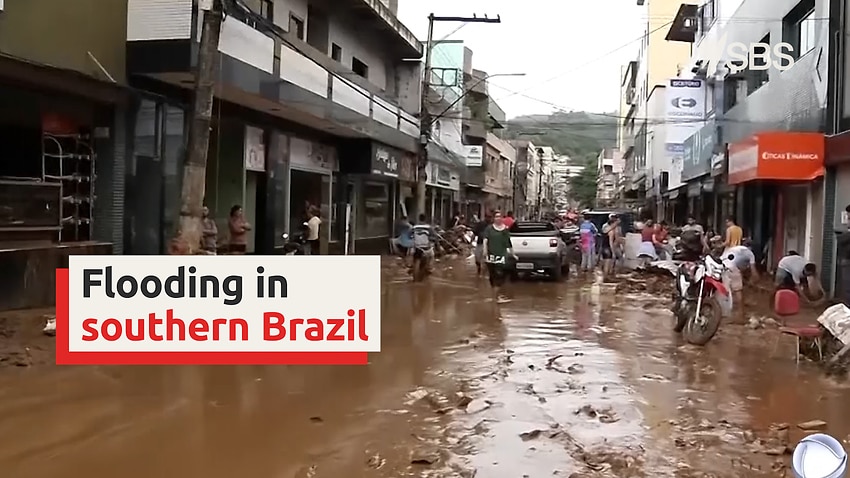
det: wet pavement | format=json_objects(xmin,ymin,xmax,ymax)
[{"xmin": 1, "ymin": 259, "xmax": 850, "ymax": 477}]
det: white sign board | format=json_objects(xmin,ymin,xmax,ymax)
[
  {"xmin": 290, "ymin": 137, "xmax": 337, "ymax": 174},
  {"xmin": 665, "ymin": 79, "xmax": 706, "ymax": 190},
  {"xmin": 244, "ymin": 126, "xmax": 265, "ymax": 172},
  {"xmin": 665, "ymin": 79, "xmax": 706, "ymax": 121},
  {"xmin": 464, "ymin": 145, "xmax": 483, "ymax": 167}
]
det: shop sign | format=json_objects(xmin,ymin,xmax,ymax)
[
  {"xmin": 371, "ymin": 145, "xmax": 400, "ymax": 177},
  {"xmin": 463, "ymin": 145, "xmax": 483, "ymax": 167},
  {"xmin": 681, "ymin": 120, "xmax": 715, "ymax": 181},
  {"xmin": 710, "ymin": 152, "xmax": 725, "ymax": 176},
  {"xmin": 398, "ymin": 153, "xmax": 416, "ymax": 182},
  {"xmin": 727, "ymin": 132, "xmax": 824, "ymax": 185},
  {"xmin": 244, "ymin": 126, "xmax": 265, "ymax": 172},
  {"xmin": 290, "ymin": 137, "xmax": 337, "ymax": 174},
  {"xmin": 426, "ymin": 163, "xmax": 460, "ymax": 190}
]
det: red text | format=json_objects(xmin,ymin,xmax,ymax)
[
  {"xmin": 82, "ymin": 309, "xmax": 248, "ymax": 342},
  {"xmin": 263, "ymin": 309, "xmax": 369, "ymax": 341}
]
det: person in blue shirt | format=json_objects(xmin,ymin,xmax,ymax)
[
  {"xmin": 579, "ymin": 216, "xmax": 598, "ymax": 273},
  {"xmin": 392, "ymin": 216, "xmax": 413, "ymax": 265}
]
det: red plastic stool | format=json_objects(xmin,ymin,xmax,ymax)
[
  {"xmin": 774, "ymin": 289, "xmax": 800, "ymax": 316},
  {"xmin": 774, "ymin": 326, "xmax": 823, "ymax": 363}
]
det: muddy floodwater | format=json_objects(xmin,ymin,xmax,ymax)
[{"xmin": 1, "ymin": 260, "xmax": 850, "ymax": 477}]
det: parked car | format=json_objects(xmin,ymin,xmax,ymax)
[{"xmin": 506, "ymin": 221, "xmax": 571, "ymax": 281}]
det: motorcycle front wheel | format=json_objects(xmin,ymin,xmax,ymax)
[{"xmin": 683, "ymin": 296, "xmax": 722, "ymax": 345}]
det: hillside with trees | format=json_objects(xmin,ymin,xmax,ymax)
[{"xmin": 502, "ymin": 111, "xmax": 619, "ymax": 207}]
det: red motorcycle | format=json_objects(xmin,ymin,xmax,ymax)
[{"xmin": 671, "ymin": 254, "xmax": 733, "ymax": 345}]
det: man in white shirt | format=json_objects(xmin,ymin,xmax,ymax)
[
  {"xmin": 306, "ymin": 206, "xmax": 322, "ymax": 255},
  {"xmin": 723, "ymin": 244, "xmax": 758, "ymax": 278},
  {"xmin": 723, "ymin": 243, "xmax": 757, "ymax": 323},
  {"xmin": 774, "ymin": 251, "xmax": 817, "ymax": 297}
]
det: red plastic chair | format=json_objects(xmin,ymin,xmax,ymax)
[
  {"xmin": 774, "ymin": 289, "xmax": 800, "ymax": 316},
  {"xmin": 771, "ymin": 289, "xmax": 822, "ymax": 363}
]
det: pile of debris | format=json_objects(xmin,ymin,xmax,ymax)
[{"xmin": 615, "ymin": 264, "xmax": 676, "ymax": 296}]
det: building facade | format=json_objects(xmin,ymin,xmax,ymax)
[
  {"xmin": 596, "ymin": 148, "xmax": 623, "ymax": 207},
  {"xmin": 460, "ymin": 47, "xmax": 509, "ymax": 219},
  {"xmin": 618, "ymin": 0, "xmax": 694, "ymax": 210},
  {"xmin": 0, "ymin": 0, "xmax": 129, "ymax": 309},
  {"xmin": 125, "ymin": 0, "xmax": 422, "ymax": 255},
  {"xmin": 665, "ymin": 0, "xmax": 830, "ymax": 276}
]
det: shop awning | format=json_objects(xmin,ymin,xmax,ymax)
[{"xmin": 727, "ymin": 132, "xmax": 824, "ymax": 185}]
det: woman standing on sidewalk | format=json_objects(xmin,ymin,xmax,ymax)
[{"xmin": 228, "ymin": 205, "xmax": 251, "ymax": 254}]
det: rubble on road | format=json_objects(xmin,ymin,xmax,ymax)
[
  {"xmin": 614, "ymin": 271, "xmax": 675, "ymax": 296},
  {"xmin": 745, "ymin": 315, "xmax": 779, "ymax": 330},
  {"xmin": 0, "ymin": 311, "xmax": 56, "ymax": 367}
]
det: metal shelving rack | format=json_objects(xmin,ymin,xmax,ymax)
[{"xmin": 42, "ymin": 133, "xmax": 95, "ymax": 242}]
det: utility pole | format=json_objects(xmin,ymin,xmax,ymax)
[
  {"xmin": 171, "ymin": 0, "xmax": 224, "ymax": 254},
  {"xmin": 416, "ymin": 13, "xmax": 501, "ymax": 220}
]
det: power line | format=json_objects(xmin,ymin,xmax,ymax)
[{"xmin": 490, "ymin": 15, "xmax": 829, "ymax": 103}]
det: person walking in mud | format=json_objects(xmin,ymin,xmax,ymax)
[
  {"xmin": 483, "ymin": 211, "xmax": 517, "ymax": 302},
  {"xmin": 600, "ymin": 214, "xmax": 619, "ymax": 280},
  {"xmin": 579, "ymin": 214, "xmax": 598, "ymax": 274},
  {"xmin": 472, "ymin": 213, "xmax": 492, "ymax": 278}
]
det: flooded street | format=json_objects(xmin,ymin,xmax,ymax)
[{"xmin": 1, "ymin": 260, "xmax": 850, "ymax": 477}]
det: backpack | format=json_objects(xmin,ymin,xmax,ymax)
[{"xmin": 413, "ymin": 226, "xmax": 431, "ymax": 248}]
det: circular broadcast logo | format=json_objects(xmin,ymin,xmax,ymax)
[{"xmin": 792, "ymin": 433, "xmax": 847, "ymax": 478}]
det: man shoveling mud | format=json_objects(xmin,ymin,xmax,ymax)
[
  {"xmin": 774, "ymin": 252, "xmax": 824, "ymax": 305},
  {"xmin": 723, "ymin": 240, "xmax": 759, "ymax": 323}
]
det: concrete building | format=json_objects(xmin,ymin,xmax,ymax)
[
  {"xmin": 511, "ymin": 140, "xmax": 539, "ymax": 219},
  {"xmin": 425, "ymin": 39, "xmax": 470, "ymax": 226},
  {"xmin": 0, "ymin": 0, "xmax": 129, "ymax": 309},
  {"xmin": 126, "ymin": 0, "xmax": 422, "ymax": 255},
  {"xmin": 618, "ymin": 0, "xmax": 694, "ymax": 208},
  {"xmin": 596, "ymin": 148, "xmax": 623, "ymax": 207},
  {"xmin": 480, "ymin": 133, "xmax": 515, "ymax": 216},
  {"xmin": 510, "ymin": 141, "xmax": 563, "ymax": 218},
  {"xmin": 665, "ymin": 0, "xmax": 830, "ymax": 276},
  {"xmin": 460, "ymin": 47, "xmax": 508, "ymax": 219}
]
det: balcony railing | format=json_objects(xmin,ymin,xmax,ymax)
[{"xmin": 127, "ymin": 0, "xmax": 418, "ymax": 139}]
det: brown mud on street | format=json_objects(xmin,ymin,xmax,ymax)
[
  {"xmin": 0, "ymin": 308, "xmax": 55, "ymax": 367},
  {"xmin": 1, "ymin": 260, "xmax": 850, "ymax": 477}
]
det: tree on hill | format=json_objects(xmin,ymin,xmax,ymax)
[
  {"xmin": 565, "ymin": 166, "xmax": 598, "ymax": 209},
  {"xmin": 502, "ymin": 110, "xmax": 618, "ymax": 163}
]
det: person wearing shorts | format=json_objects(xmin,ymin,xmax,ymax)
[{"xmin": 723, "ymin": 244, "xmax": 757, "ymax": 323}]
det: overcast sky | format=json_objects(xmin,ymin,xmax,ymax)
[{"xmin": 398, "ymin": 0, "xmax": 646, "ymax": 119}]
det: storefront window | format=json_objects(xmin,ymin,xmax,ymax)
[{"xmin": 358, "ymin": 181, "xmax": 389, "ymax": 238}]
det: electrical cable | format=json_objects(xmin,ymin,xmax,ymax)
[{"xmin": 490, "ymin": 15, "xmax": 829, "ymax": 104}]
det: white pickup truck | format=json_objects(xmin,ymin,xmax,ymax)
[{"xmin": 506, "ymin": 221, "xmax": 571, "ymax": 281}]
